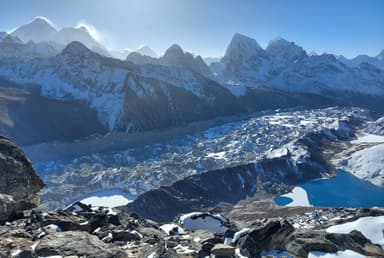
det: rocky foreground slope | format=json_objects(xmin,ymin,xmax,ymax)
[
  {"xmin": 1, "ymin": 203, "xmax": 384, "ymax": 258},
  {"xmin": 1, "ymin": 131, "xmax": 384, "ymax": 257}
]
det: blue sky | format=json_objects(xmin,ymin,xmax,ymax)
[{"xmin": 0, "ymin": 0, "xmax": 383, "ymax": 58}]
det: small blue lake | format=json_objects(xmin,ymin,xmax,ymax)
[{"xmin": 275, "ymin": 170, "xmax": 384, "ymax": 208}]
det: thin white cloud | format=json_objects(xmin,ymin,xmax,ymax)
[
  {"xmin": 137, "ymin": 44, "xmax": 148, "ymax": 49},
  {"xmin": 75, "ymin": 19, "xmax": 105, "ymax": 44},
  {"xmin": 6, "ymin": 27, "xmax": 17, "ymax": 34}
]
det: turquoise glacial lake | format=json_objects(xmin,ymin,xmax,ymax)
[{"xmin": 275, "ymin": 170, "xmax": 384, "ymax": 208}]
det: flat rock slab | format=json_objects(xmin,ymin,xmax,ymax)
[
  {"xmin": 211, "ymin": 243, "xmax": 235, "ymax": 256},
  {"xmin": 35, "ymin": 231, "xmax": 126, "ymax": 258}
]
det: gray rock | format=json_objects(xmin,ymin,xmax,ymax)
[
  {"xmin": 35, "ymin": 231, "xmax": 126, "ymax": 258},
  {"xmin": 13, "ymin": 249, "xmax": 37, "ymax": 258},
  {"xmin": 141, "ymin": 241, "xmax": 179, "ymax": 258},
  {"xmin": 0, "ymin": 137, "xmax": 43, "ymax": 222},
  {"xmin": 286, "ymin": 229, "xmax": 384, "ymax": 257},
  {"xmin": 237, "ymin": 219, "xmax": 294, "ymax": 257},
  {"xmin": 112, "ymin": 229, "xmax": 141, "ymax": 242},
  {"xmin": 210, "ymin": 243, "xmax": 235, "ymax": 257},
  {"xmin": 286, "ymin": 230, "xmax": 338, "ymax": 257}
]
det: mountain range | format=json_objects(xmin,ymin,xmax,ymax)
[{"xmin": 0, "ymin": 17, "xmax": 383, "ymax": 145}]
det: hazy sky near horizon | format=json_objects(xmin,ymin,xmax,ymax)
[{"xmin": 0, "ymin": 0, "xmax": 383, "ymax": 58}]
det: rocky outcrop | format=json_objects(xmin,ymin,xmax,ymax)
[{"xmin": 0, "ymin": 137, "xmax": 43, "ymax": 222}]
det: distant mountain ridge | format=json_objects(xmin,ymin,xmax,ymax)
[
  {"xmin": 126, "ymin": 43, "xmax": 211, "ymax": 76},
  {"xmin": 337, "ymin": 51, "xmax": 384, "ymax": 70},
  {"xmin": 109, "ymin": 45, "xmax": 158, "ymax": 60},
  {"xmin": 210, "ymin": 33, "xmax": 384, "ymax": 97},
  {"xmin": 0, "ymin": 33, "xmax": 58, "ymax": 60},
  {"xmin": 0, "ymin": 41, "xmax": 242, "ymax": 134},
  {"xmin": 0, "ymin": 17, "xmax": 384, "ymax": 144}
]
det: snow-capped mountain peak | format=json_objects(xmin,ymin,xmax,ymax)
[
  {"xmin": 136, "ymin": 45, "xmax": 157, "ymax": 58},
  {"xmin": 266, "ymin": 37, "xmax": 307, "ymax": 61},
  {"xmin": 54, "ymin": 27, "xmax": 103, "ymax": 51},
  {"xmin": 161, "ymin": 44, "xmax": 211, "ymax": 76},
  {"xmin": 216, "ymin": 33, "xmax": 268, "ymax": 77},
  {"xmin": 224, "ymin": 33, "xmax": 263, "ymax": 60},
  {"xmin": 11, "ymin": 17, "xmax": 57, "ymax": 43},
  {"xmin": 10, "ymin": 17, "xmax": 109, "ymax": 57},
  {"xmin": 163, "ymin": 44, "xmax": 184, "ymax": 59}
]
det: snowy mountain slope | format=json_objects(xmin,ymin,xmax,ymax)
[
  {"xmin": 377, "ymin": 50, "xmax": 384, "ymax": 61},
  {"xmin": 211, "ymin": 33, "xmax": 384, "ymax": 97},
  {"xmin": 0, "ymin": 32, "xmax": 8, "ymax": 39},
  {"xmin": 11, "ymin": 17, "xmax": 57, "ymax": 43},
  {"xmin": 0, "ymin": 41, "xmax": 242, "ymax": 132},
  {"xmin": 364, "ymin": 116, "xmax": 384, "ymax": 136},
  {"xmin": 108, "ymin": 48, "xmax": 131, "ymax": 60},
  {"xmin": 0, "ymin": 79, "xmax": 106, "ymax": 145},
  {"xmin": 10, "ymin": 17, "xmax": 109, "ymax": 56},
  {"xmin": 266, "ymin": 37, "xmax": 307, "ymax": 62},
  {"xmin": 0, "ymin": 34, "xmax": 58, "ymax": 60},
  {"xmin": 343, "ymin": 143, "xmax": 384, "ymax": 187}
]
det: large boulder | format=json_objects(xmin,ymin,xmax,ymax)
[
  {"xmin": 286, "ymin": 229, "xmax": 384, "ymax": 257},
  {"xmin": 0, "ymin": 137, "xmax": 43, "ymax": 222},
  {"xmin": 210, "ymin": 244, "xmax": 235, "ymax": 257},
  {"xmin": 35, "ymin": 231, "xmax": 126, "ymax": 258},
  {"xmin": 236, "ymin": 219, "xmax": 295, "ymax": 257}
]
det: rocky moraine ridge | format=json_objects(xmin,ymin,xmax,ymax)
[{"xmin": 1, "ymin": 128, "xmax": 384, "ymax": 257}]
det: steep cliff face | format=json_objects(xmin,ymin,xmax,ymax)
[{"xmin": 0, "ymin": 137, "xmax": 43, "ymax": 222}]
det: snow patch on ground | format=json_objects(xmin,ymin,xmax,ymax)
[
  {"xmin": 308, "ymin": 250, "xmax": 365, "ymax": 258},
  {"xmin": 206, "ymin": 151, "xmax": 226, "ymax": 160},
  {"xmin": 231, "ymin": 228, "xmax": 251, "ymax": 243},
  {"xmin": 179, "ymin": 212, "xmax": 228, "ymax": 233},
  {"xmin": 160, "ymin": 223, "xmax": 185, "ymax": 235},
  {"xmin": 279, "ymin": 187, "xmax": 311, "ymax": 207},
  {"xmin": 76, "ymin": 189, "xmax": 136, "ymax": 208},
  {"xmin": 326, "ymin": 216, "xmax": 384, "ymax": 248},
  {"xmin": 350, "ymin": 133, "xmax": 384, "ymax": 144}
]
